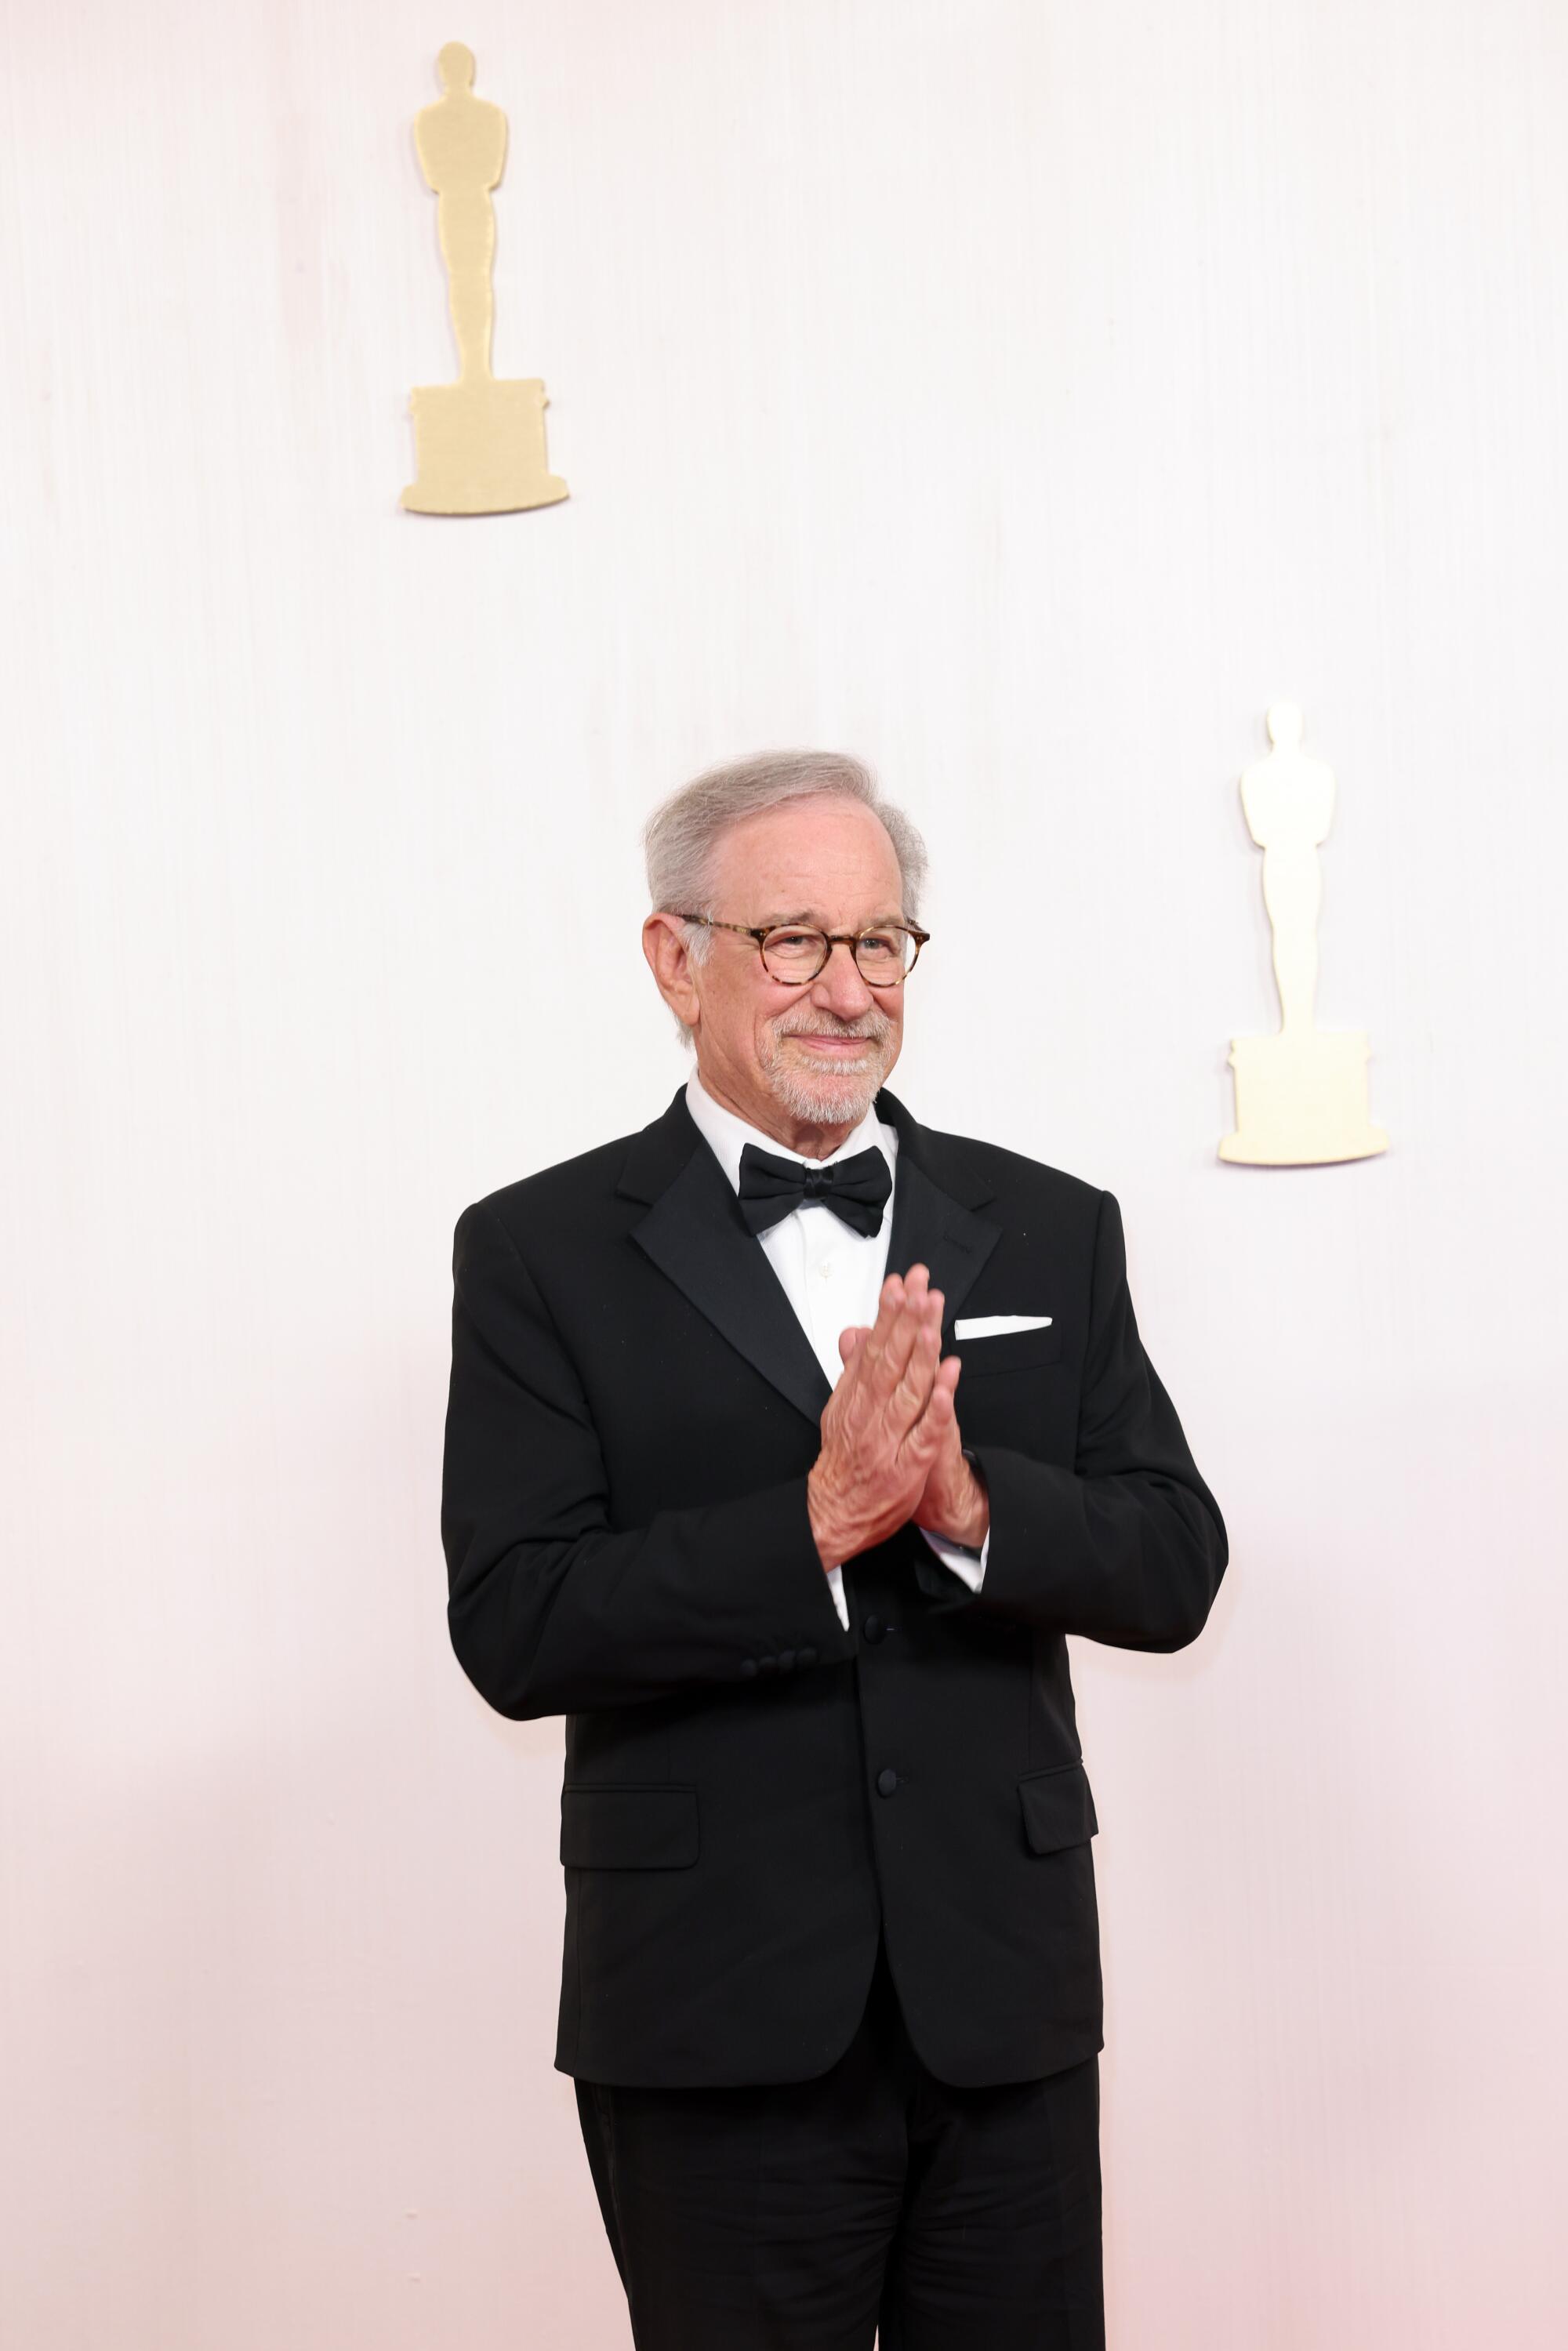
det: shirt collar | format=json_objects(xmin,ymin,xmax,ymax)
[{"xmin": 684, "ymin": 1068, "xmax": 898, "ymax": 1199}]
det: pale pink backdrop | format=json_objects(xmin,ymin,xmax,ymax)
[{"xmin": 3, "ymin": 0, "xmax": 1566, "ymax": 2344}]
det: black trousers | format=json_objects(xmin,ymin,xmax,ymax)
[{"xmin": 573, "ymin": 1931, "xmax": 1104, "ymax": 2350}]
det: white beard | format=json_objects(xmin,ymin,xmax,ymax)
[{"xmin": 755, "ymin": 1021, "xmax": 898, "ymax": 1130}]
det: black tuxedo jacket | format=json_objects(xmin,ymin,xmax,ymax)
[{"xmin": 441, "ymin": 1086, "xmax": 1227, "ymax": 2088}]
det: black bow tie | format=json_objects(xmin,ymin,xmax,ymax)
[{"xmin": 736, "ymin": 1142, "xmax": 892, "ymax": 1239}]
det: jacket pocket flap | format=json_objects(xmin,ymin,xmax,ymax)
[
  {"xmin": 560, "ymin": 1783, "xmax": 700, "ymax": 1870},
  {"xmin": 1017, "ymin": 1761, "xmax": 1098, "ymax": 1855}
]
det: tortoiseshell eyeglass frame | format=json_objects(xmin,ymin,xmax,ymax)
[{"xmin": 671, "ymin": 915, "xmax": 931, "ymax": 985}]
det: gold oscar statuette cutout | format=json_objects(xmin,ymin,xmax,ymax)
[
  {"xmin": 401, "ymin": 42, "xmax": 568, "ymax": 516},
  {"xmin": 1219, "ymin": 703, "xmax": 1389, "ymax": 1166}
]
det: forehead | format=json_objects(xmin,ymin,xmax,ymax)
[{"xmin": 709, "ymin": 796, "xmax": 904, "ymax": 916}]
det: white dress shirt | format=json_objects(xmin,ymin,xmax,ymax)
[{"xmin": 684, "ymin": 1071, "xmax": 989, "ymax": 1631}]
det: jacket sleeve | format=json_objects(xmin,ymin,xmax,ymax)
[
  {"xmin": 966, "ymin": 1188, "xmax": 1228, "ymax": 1652},
  {"xmin": 440, "ymin": 1201, "xmax": 857, "ymax": 1719}
]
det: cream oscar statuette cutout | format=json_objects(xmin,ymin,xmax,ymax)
[
  {"xmin": 401, "ymin": 42, "xmax": 568, "ymax": 516},
  {"xmin": 1219, "ymin": 703, "xmax": 1389, "ymax": 1166}
]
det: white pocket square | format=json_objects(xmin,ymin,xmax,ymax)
[{"xmin": 953, "ymin": 1315, "xmax": 1054, "ymax": 1339}]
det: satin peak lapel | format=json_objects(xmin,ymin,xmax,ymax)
[
  {"xmin": 631, "ymin": 1141, "xmax": 832, "ymax": 1430},
  {"xmin": 880, "ymin": 1134, "xmax": 1003, "ymax": 1609},
  {"xmin": 884, "ymin": 1154, "xmax": 1002, "ymax": 1344}
]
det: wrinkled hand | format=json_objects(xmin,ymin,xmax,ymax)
[
  {"xmin": 837, "ymin": 1308, "xmax": 989, "ymax": 1551},
  {"xmin": 807, "ymin": 1264, "xmax": 960, "ymax": 1568}
]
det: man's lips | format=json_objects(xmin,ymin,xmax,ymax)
[{"xmin": 783, "ymin": 1032, "xmax": 876, "ymax": 1056}]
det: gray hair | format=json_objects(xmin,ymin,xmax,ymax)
[
  {"xmin": 644, "ymin": 747, "xmax": 927, "ymax": 924},
  {"xmin": 643, "ymin": 749, "xmax": 927, "ymax": 1043}
]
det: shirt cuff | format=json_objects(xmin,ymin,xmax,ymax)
[
  {"xmin": 918, "ymin": 1525, "xmax": 989, "ymax": 1591},
  {"xmin": 825, "ymin": 1563, "xmax": 850, "ymax": 1630}
]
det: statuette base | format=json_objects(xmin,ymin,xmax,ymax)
[
  {"xmin": 1220, "ymin": 1029, "xmax": 1389, "ymax": 1166},
  {"xmin": 401, "ymin": 379, "xmax": 568, "ymax": 515}
]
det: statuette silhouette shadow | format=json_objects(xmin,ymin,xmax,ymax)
[
  {"xmin": 1219, "ymin": 704, "xmax": 1389, "ymax": 1166},
  {"xmin": 401, "ymin": 42, "xmax": 568, "ymax": 517}
]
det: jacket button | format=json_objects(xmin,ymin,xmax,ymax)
[
  {"xmin": 876, "ymin": 1767, "xmax": 898, "ymax": 1798},
  {"xmin": 797, "ymin": 1644, "xmax": 818, "ymax": 1667},
  {"xmin": 757, "ymin": 1655, "xmax": 779, "ymax": 1676},
  {"xmin": 778, "ymin": 1649, "xmax": 797, "ymax": 1671},
  {"xmin": 862, "ymin": 1615, "xmax": 885, "ymax": 1644},
  {"xmin": 739, "ymin": 1658, "xmax": 758, "ymax": 1680}
]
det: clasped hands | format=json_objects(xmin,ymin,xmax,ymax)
[{"xmin": 806, "ymin": 1263, "xmax": 989, "ymax": 1570}]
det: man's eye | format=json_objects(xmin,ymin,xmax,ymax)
[
  {"xmin": 858, "ymin": 934, "xmax": 901, "ymax": 957},
  {"xmin": 769, "ymin": 932, "xmax": 818, "ymax": 952}
]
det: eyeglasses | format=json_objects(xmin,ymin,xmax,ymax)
[{"xmin": 673, "ymin": 916, "xmax": 931, "ymax": 986}]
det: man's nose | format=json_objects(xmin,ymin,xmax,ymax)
[{"xmin": 809, "ymin": 939, "xmax": 876, "ymax": 1017}]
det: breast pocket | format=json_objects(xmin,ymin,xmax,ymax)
[
  {"xmin": 559, "ymin": 1783, "xmax": 701, "ymax": 1869},
  {"xmin": 951, "ymin": 1323, "xmax": 1065, "ymax": 1373}
]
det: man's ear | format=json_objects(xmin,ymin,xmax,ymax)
[{"xmin": 642, "ymin": 913, "xmax": 702, "ymax": 1032}]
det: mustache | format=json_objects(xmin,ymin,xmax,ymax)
[{"xmin": 770, "ymin": 1010, "xmax": 894, "ymax": 1043}]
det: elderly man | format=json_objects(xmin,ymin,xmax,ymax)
[{"xmin": 441, "ymin": 749, "xmax": 1227, "ymax": 2350}]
